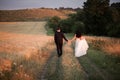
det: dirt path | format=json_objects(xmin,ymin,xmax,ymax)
[
  {"xmin": 39, "ymin": 42, "xmax": 112, "ymax": 80},
  {"xmin": 39, "ymin": 44, "xmax": 88, "ymax": 80}
]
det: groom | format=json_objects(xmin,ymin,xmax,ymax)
[{"xmin": 54, "ymin": 27, "xmax": 68, "ymax": 57}]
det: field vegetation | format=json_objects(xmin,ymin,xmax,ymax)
[
  {"xmin": 46, "ymin": 26, "xmax": 120, "ymax": 80},
  {"xmin": 0, "ymin": 22, "xmax": 119, "ymax": 80},
  {"xmin": 0, "ymin": 8, "xmax": 76, "ymax": 21},
  {"xmin": 0, "ymin": 22, "xmax": 54, "ymax": 80}
]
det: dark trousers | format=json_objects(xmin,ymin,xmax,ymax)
[{"xmin": 55, "ymin": 42, "xmax": 63, "ymax": 57}]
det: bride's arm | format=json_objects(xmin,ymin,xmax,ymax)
[
  {"xmin": 67, "ymin": 34, "xmax": 76, "ymax": 45},
  {"xmin": 71, "ymin": 34, "xmax": 76, "ymax": 42}
]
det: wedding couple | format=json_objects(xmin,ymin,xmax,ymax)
[{"xmin": 54, "ymin": 27, "xmax": 89, "ymax": 57}]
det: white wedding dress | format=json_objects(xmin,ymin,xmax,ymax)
[{"xmin": 75, "ymin": 38, "xmax": 89, "ymax": 57}]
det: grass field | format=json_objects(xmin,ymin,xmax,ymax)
[{"xmin": 0, "ymin": 22, "xmax": 120, "ymax": 80}]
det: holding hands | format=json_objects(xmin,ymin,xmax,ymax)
[{"xmin": 67, "ymin": 40, "xmax": 72, "ymax": 45}]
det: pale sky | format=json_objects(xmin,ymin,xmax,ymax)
[{"xmin": 0, "ymin": 0, "xmax": 119, "ymax": 10}]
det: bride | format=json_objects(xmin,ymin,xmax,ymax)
[{"xmin": 70, "ymin": 31, "xmax": 89, "ymax": 57}]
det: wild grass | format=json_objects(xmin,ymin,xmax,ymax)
[
  {"xmin": 78, "ymin": 46, "xmax": 120, "ymax": 80},
  {"xmin": 0, "ymin": 22, "xmax": 119, "ymax": 80},
  {"xmin": 0, "ymin": 41, "xmax": 55, "ymax": 80},
  {"xmin": 78, "ymin": 37, "xmax": 120, "ymax": 80},
  {"xmin": 0, "ymin": 52, "xmax": 34, "ymax": 80},
  {"xmin": 85, "ymin": 36, "xmax": 120, "ymax": 56},
  {"xmin": 0, "ymin": 22, "xmax": 54, "ymax": 80}
]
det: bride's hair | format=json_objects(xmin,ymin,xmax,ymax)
[{"xmin": 76, "ymin": 30, "xmax": 81, "ymax": 38}]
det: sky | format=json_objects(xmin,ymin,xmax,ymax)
[{"xmin": 0, "ymin": 0, "xmax": 119, "ymax": 10}]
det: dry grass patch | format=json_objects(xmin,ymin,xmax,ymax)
[
  {"xmin": 0, "ymin": 40, "xmax": 54, "ymax": 80},
  {"xmin": 0, "ymin": 31, "xmax": 54, "ymax": 80},
  {"xmin": 85, "ymin": 36, "xmax": 120, "ymax": 56}
]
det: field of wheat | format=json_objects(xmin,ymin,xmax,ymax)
[
  {"xmin": 85, "ymin": 36, "xmax": 120, "ymax": 56},
  {"xmin": 0, "ymin": 22, "xmax": 55, "ymax": 80},
  {"xmin": 0, "ymin": 22, "xmax": 120, "ymax": 80}
]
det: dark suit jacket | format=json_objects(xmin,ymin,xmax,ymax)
[{"xmin": 54, "ymin": 31, "xmax": 68, "ymax": 45}]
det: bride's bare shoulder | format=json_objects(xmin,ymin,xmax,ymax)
[{"xmin": 80, "ymin": 36, "xmax": 85, "ymax": 40}]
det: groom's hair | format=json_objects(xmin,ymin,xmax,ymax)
[{"xmin": 56, "ymin": 27, "xmax": 60, "ymax": 30}]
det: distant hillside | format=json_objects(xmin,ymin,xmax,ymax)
[{"xmin": 0, "ymin": 8, "xmax": 76, "ymax": 21}]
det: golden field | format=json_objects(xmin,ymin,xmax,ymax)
[{"xmin": 0, "ymin": 22, "xmax": 120, "ymax": 80}]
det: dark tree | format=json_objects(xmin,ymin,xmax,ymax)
[{"xmin": 83, "ymin": 0, "xmax": 110, "ymax": 35}]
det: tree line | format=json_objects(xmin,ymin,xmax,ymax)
[{"xmin": 47, "ymin": 0, "xmax": 120, "ymax": 37}]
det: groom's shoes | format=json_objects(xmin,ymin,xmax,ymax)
[
  {"xmin": 58, "ymin": 54, "xmax": 62, "ymax": 57},
  {"xmin": 58, "ymin": 54, "xmax": 61, "ymax": 57}
]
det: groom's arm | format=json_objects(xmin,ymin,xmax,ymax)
[{"xmin": 62, "ymin": 33, "xmax": 68, "ymax": 42}]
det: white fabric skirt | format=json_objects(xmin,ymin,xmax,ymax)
[{"xmin": 75, "ymin": 38, "xmax": 89, "ymax": 57}]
